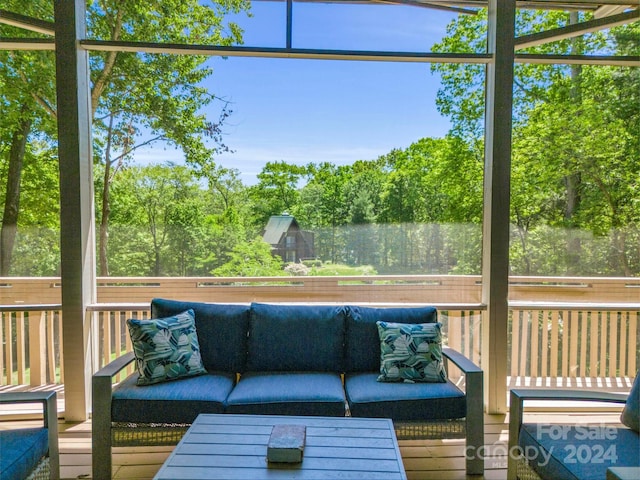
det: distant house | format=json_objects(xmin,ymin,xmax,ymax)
[{"xmin": 262, "ymin": 214, "xmax": 315, "ymax": 263}]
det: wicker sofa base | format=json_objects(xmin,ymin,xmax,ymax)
[
  {"xmin": 112, "ymin": 418, "xmax": 467, "ymax": 448},
  {"xmin": 394, "ymin": 419, "xmax": 466, "ymax": 440},
  {"xmin": 112, "ymin": 423, "xmax": 189, "ymax": 447},
  {"xmin": 25, "ymin": 457, "xmax": 50, "ymax": 480},
  {"xmin": 515, "ymin": 456, "xmax": 543, "ymax": 480}
]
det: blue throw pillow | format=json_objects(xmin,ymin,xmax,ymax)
[
  {"xmin": 376, "ymin": 321, "xmax": 447, "ymax": 383},
  {"xmin": 621, "ymin": 372, "xmax": 639, "ymax": 432},
  {"xmin": 127, "ymin": 309, "xmax": 207, "ymax": 386}
]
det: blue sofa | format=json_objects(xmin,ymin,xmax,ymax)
[
  {"xmin": 93, "ymin": 299, "xmax": 484, "ymax": 479},
  {"xmin": 507, "ymin": 373, "xmax": 640, "ymax": 480},
  {"xmin": 0, "ymin": 391, "xmax": 59, "ymax": 480}
]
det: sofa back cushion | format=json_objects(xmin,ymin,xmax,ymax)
[
  {"xmin": 345, "ymin": 306, "xmax": 438, "ymax": 372},
  {"xmin": 247, "ymin": 303, "xmax": 347, "ymax": 372},
  {"xmin": 151, "ymin": 298, "xmax": 250, "ymax": 373}
]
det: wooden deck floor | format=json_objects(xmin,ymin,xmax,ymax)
[
  {"xmin": 0, "ymin": 410, "xmax": 625, "ymax": 480},
  {"xmin": 0, "ymin": 382, "xmax": 628, "ymax": 480}
]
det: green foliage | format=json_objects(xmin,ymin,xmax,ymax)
[
  {"xmin": 213, "ymin": 237, "xmax": 285, "ymax": 277},
  {"xmin": 2, "ymin": 6, "xmax": 638, "ymax": 279},
  {"xmin": 309, "ymin": 263, "xmax": 377, "ymax": 277}
]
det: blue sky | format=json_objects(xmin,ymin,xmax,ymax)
[{"xmin": 138, "ymin": 2, "xmax": 458, "ymax": 184}]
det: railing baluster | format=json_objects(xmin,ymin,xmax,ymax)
[
  {"xmin": 57, "ymin": 311, "xmax": 64, "ymax": 383},
  {"xmin": 472, "ymin": 311, "xmax": 481, "ymax": 367},
  {"xmin": 549, "ymin": 310, "xmax": 560, "ymax": 377},
  {"xmin": 47, "ymin": 311, "xmax": 56, "ymax": 383},
  {"xmin": 519, "ymin": 310, "xmax": 528, "ymax": 377},
  {"xmin": 619, "ymin": 311, "xmax": 627, "ymax": 378},
  {"xmin": 540, "ymin": 310, "xmax": 549, "ymax": 379},
  {"xmin": 4, "ymin": 313, "xmax": 14, "ymax": 384},
  {"xmin": 628, "ymin": 312, "xmax": 638, "ymax": 375},
  {"xmin": 569, "ymin": 311, "xmax": 579, "ymax": 377},
  {"xmin": 510, "ymin": 310, "xmax": 520, "ymax": 378},
  {"xmin": 530, "ymin": 310, "xmax": 540, "ymax": 378},
  {"xmin": 599, "ymin": 312, "xmax": 607, "ymax": 377},
  {"xmin": 16, "ymin": 312, "xmax": 26, "ymax": 384},
  {"xmin": 609, "ymin": 311, "xmax": 618, "ymax": 378},
  {"xmin": 29, "ymin": 311, "xmax": 46, "ymax": 386},
  {"xmin": 589, "ymin": 310, "xmax": 598, "ymax": 377}
]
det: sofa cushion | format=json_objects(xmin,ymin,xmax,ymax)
[
  {"xmin": 151, "ymin": 298, "xmax": 250, "ymax": 373},
  {"xmin": 621, "ymin": 373, "xmax": 639, "ymax": 432},
  {"xmin": 225, "ymin": 371, "xmax": 346, "ymax": 416},
  {"xmin": 345, "ymin": 372, "xmax": 466, "ymax": 421},
  {"xmin": 127, "ymin": 309, "xmax": 207, "ymax": 385},
  {"xmin": 377, "ymin": 321, "xmax": 447, "ymax": 383},
  {"xmin": 345, "ymin": 305, "xmax": 438, "ymax": 373},
  {"xmin": 246, "ymin": 303, "xmax": 347, "ymax": 372},
  {"xmin": 112, "ymin": 371, "xmax": 235, "ymax": 424},
  {"xmin": 519, "ymin": 422, "xmax": 640, "ymax": 480},
  {"xmin": 0, "ymin": 428, "xmax": 49, "ymax": 480}
]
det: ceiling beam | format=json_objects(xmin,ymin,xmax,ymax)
[
  {"xmin": 0, "ymin": 37, "xmax": 55, "ymax": 50},
  {"xmin": 515, "ymin": 9, "xmax": 639, "ymax": 50},
  {"xmin": 0, "ymin": 9, "xmax": 55, "ymax": 36},
  {"xmin": 80, "ymin": 40, "xmax": 493, "ymax": 63},
  {"xmin": 594, "ymin": 4, "xmax": 633, "ymax": 18},
  {"xmin": 516, "ymin": 53, "xmax": 640, "ymax": 66}
]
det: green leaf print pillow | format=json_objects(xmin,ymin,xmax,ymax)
[
  {"xmin": 376, "ymin": 321, "xmax": 447, "ymax": 383},
  {"xmin": 127, "ymin": 309, "xmax": 207, "ymax": 386}
]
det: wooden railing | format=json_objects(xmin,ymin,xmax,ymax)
[{"xmin": 1, "ymin": 276, "xmax": 638, "ymax": 389}]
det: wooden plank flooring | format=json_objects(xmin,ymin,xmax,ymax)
[
  {"xmin": 1, "ymin": 411, "xmax": 625, "ymax": 480},
  {"xmin": 1, "ymin": 382, "xmax": 627, "ymax": 480}
]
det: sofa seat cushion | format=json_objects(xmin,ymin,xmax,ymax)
[
  {"xmin": 519, "ymin": 423, "xmax": 640, "ymax": 480},
  {"xmin": 112, "ymin": 371, "xmax": 235, "ymax": 424},
  {"xmin": 345, "ymin": 372, "xmax": 466, "ymax": 421},
  {"xmin": 225, "ymin": 372, "xmax": 347, "ymax": 416},
  {"xmin": 346, "ymin": 305, "xmax": 438, "ymax": 373},
  {"xmin": 0, "ymin": 428, "xmax": 49, "ymax": 480}
]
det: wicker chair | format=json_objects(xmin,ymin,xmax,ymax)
[
  {"xmin": 507, "ymin": 378, "xmax": 639, "ymax": 480},
  {"xmin": 0, "ymin": 391, "xmax": 59, "ymax": 480}
]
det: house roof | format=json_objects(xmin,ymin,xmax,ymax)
[{"xmin": 263, "ymin": 215, "xmax": 299, "ymax": 245}]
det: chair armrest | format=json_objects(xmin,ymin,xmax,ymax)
[
  {"xmin": 94, "ymin": 351, "xmax": 136, "ymax": 379},
  {"xmin": 92, "ymin": 351, "xmax": 136, "ymax": 420},
  {"xmin": 442, "ymin": 347, "xmax": 482, "ymax": 375},
  {"xmin": 443, "ymin": 347, "xmax": 484, "ymax": 475},
  {"xmin": 92, "ymin": 351, "xmax": 136, "ymax": 480},
  {"xmin": 507, "ymin": 389, "xmax": 627, "ymax": 480},
  {"xmin": 0, "ymin": 391, "xmax": 59, "ymax": 479}
]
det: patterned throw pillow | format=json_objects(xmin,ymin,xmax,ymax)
[
  {"xmin": 376, "ymin": 321, "xmax": 447, "ymax": 383},
  {"xmin": 127, "ymin": 309, "xmax": 207, "ymax": 386}
]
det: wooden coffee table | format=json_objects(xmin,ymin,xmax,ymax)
[{"xmin": 153, "ymin": 414, "xmax": 407, "ymax": 479}]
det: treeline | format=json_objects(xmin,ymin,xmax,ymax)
[
  {"xmin": 1, "ymin": 7, "xmax": 638, "ymax": 277},
  {"xmin": 8, "ymin": 131, "xmax": 640, "ymax": 277}
]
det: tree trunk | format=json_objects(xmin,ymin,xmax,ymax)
[
  {"xmin": 99, "ymin": 162, "xmax": 111, "ymax": 276},
  {"xmin": 0, "ymin": 107, "xmax": 32, "ymax": 276},
  {"xmin": 565, "ymin": 12, "xmax": 583, "ymax": 274}
]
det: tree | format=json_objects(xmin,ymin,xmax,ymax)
[
  {"xmin": 212, "ymin": 237, "xmax": 285, "ymax": 277},
  {"xmin": 0, "ymin": 1, "xmax": 57, "ymax": 275},
  {"xmin": 0, "ymin": 1, "xmax": 249, "ymax": 276},
  {"xmin": 89, "ymin": 0, "xmax": 248, "ymax": 275},
  {"xmin": 431, "ymin": 10, "xmax": 638, "ymax": 276},
  {"xmin": 250, "ymin": 161, "xmax": 307, "ymax": 226}
]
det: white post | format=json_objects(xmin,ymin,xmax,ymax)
[
  {"xmin": 54, "ymin": 0, "xmax": 96, "ymax": 421},
  {"xmin": 482, "ymin": 0, "xmax": 515, "ymax": 414}
]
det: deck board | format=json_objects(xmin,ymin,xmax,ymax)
[
  {"xmin": 0, "ymin": 383, "xmax": 627, "ymax": 480},
  {"xmin": 0, "ymin": 411, "xmax": 624, "ymax": 480}
]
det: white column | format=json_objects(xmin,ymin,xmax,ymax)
[
  {"xmin": 482, "ymin": 0, "xmax": 515, "ymax": 414},
  {"xmin": 54, "ymin": 0, "xmax": 96, "ymax": 421}
]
